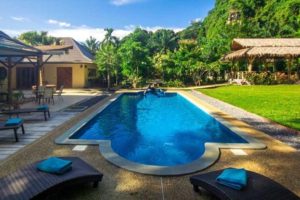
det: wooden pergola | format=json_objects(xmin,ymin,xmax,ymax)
[
  {"xmin": 224, "ymin": 38, "xmax": 300, "ymax": 80},
  {"xmin": 0, "ymin": 31, "xmax": 70, "ymax": 106}
]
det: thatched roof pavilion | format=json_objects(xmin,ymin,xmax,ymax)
[
  {"xmin": 231, "ymin": 38, "xmax": 300, "ymax": 50},
  {"xmin": 224, "ymin": 38, "xmax": 300, "ymax": 79}
]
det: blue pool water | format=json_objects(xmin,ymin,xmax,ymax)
[{"xmin": 71, "ymin": 93, "xmax": 247, "ymax": 166}]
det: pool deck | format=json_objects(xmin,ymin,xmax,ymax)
[
  {"xmin": 0, "ymin": 89, "xmax": 105, "ymax": 161},
  {"xmin": 0, "ymin": 89, "xmax": 299, "ymax": 199}
]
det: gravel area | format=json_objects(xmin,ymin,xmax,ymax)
[{"xmin": 191, "ymin": 90, "xmax": 300, "ymax": 150}]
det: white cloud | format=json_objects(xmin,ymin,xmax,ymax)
[
  {"xmin": 48, "ymin": 27, "xmax": 131, "ymax": 42},
  {"xmin": 110, "ymin": 0, "xmax": 143, "ymax": 6},
  {"xmin": 125, "ymin": 25, "xmax": 183, "ymax": 33},
  {"xmin": 192, "ymin": 18, "xmax": 202, "ymax": 23},
  {"xmin": 2, "ymin": 25, "xmax": 183, "ymax": 42},
  {"xmin": 47, "ymin": 19, "xmax": 71, "ymax": 28},
  {"xmin": 11, "ymin": 16, "xmax": 28, "ymax": 22}
]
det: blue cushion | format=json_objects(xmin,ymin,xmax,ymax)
[
  {"xmin": 37, "ymin": 105, "xmax": 49, "ymax": 111},
  {"xmin": 216, "ymin": 168, "xmax": 247, "ymax": 190},
  {"xmin": 5, "ymin": 118, "xmax": 23, "ymax": 126},
  {"xmin": 37, "ymin": 157, "xmax": 72, "ymax": 175}
]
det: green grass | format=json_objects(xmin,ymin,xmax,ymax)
[{"xmin": 199, "ymin": 85, "xmax": 300, "ymax": 131}]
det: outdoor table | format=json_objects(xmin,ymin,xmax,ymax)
[{"xmin": 45, "ymin": 84, "xmax": 57, "ymax": 93}]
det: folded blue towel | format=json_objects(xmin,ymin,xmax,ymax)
[
  {"xmin": 216, "ymin": 168, "xmax": 247, "ymax": 190},
  {"xmin": 5, "ymin": 118, "xmax": 23, "ymax": 126},
  {"xmin": 37, "ymin": 105, "xmax": 49, "ymax": 111},
  {"xmin": 37, "ymin": 157, "xmax": 72, "ymax": 175}
]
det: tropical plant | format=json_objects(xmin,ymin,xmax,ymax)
[
  {"xmin": 83, "ymin": 36, "xmax": 99, "ymax": 55},
  {"xmin": 95, "ymin": 43, "xmax": 119, "ymax": 90},
  {"xmin": 102, "ymin": 28, "xmax": 119, "ymax": 45},
  {"xmin": 18, "ymin": 31, "xmax": 60, "ymax": 46},
  {"xmin": 148, "ymin": 29, "xmax": 178, "ymax": 54}
]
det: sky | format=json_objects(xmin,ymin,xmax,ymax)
[{"xmin": 0, "ymin": 0, "xmax": 215, "ymax": 42}]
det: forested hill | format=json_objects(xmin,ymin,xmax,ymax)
[
  {"xmin": 202, "ymin": 0, "xmax": 299, "ymax": 40},
  {"xmin": 177, "ymin": 0, "xmax": 300, "ymax": 69}
]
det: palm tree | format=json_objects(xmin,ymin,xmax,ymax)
[
  {"xmin": 102, "ymin": 28, "xmax": 119, "ymax": 46},
  {"xmin": 83, "ymin": 36, "xmax": 100, "ymax": 55},
  {"xmin": 18, "ymin": 31, "xmax": 60, "ymax": 46}
]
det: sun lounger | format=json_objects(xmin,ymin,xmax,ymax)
[
  {"xmin": 0, "ymin": 157, "xmax": 103, "ymax": 200},
  {"xmin": 190, "ymin": 169, "xmax": 300, "ymax": 200},
  {"xmin": 0, "ymin": 118, "xmax": 25, "ymax": 142},
  {"xmin": 1, "ymin": 106, "xmax": 50, "ymax": 121}
]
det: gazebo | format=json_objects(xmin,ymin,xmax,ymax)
[
  {"xmin": 0, "ymin": 31, "xmax": 71, "ymax": 105},
  {"xmin": 224, "ymin": 38, "xmax": 300, "ymax": 80}
]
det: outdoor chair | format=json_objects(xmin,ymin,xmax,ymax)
[
  {"xmin": 1, "ymin": 105, "xmax": 51, "ymax": 121},
  {"xmin": 55, "ymin": 85, "xmax": 64, "ymax": 102},
  {"xmin": 190, "ymin": 169, "xmax": 300, "ymax": 200},
  {"xmin": 35, "ymin": 86, "xmax": 45, "ymax": 104},
  {"xmin": 0, "ymin": 118, "xmax": 25, "ymax": 142},
  {"xmin": 0, "ymin": 157, "xmax": 103, "ymax": 200},
  {"xmin": 43, "ymin": 88, "xmax": 54, "ymax": 104}
]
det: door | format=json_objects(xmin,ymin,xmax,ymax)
[
  {"xmin": 16, "ymin": 67, "xmax": 36, "ymax": 89},
  {"xmin": 57, "ymin": 67, "xmax": 72, "ymax": 88}
]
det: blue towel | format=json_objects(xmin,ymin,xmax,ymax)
[
  {"xmin": 37, "ymin": 157, "xmax": 72, "ymax": 175},
  {"xmin": 5, "ymin": 118, "xmax": 23, "ymax": 126},
  {"xmin": 37, "ymin": 105, "xmax": 49, "ymax": 111},
  {"xmin": 216, "ymin": 168, "xmax": 247, "ymax": 190}
]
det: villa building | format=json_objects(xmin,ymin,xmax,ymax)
[{"xmin": 0, "ymin": 37, "xmax": 97, "ymax": 89}]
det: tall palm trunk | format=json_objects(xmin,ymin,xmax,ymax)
[{"xmin": 107, "ymin": 67, "xmax": 111, "ymax": 90}]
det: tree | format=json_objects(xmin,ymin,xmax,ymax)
[
  {"xmin": 95, "ymin": 43, "xmax": 119, "ymax": 90},
  {"xmin": 83, "ymin": 36, "xmax": 99, "ymax": 55},
  {"xmin": 102, "ymin": 28, "xmax": 119, "ymax": 45},
  {"xmin": 148, "ymin": 29, "xmax": 178, "ymax": 55},
  {"xmin": 118, "ymin": 38, "xmax": 150, "ymax": 88},
  {"xmin": 18, "ymin": 31, "xmax": 59, "ymax": 46}
]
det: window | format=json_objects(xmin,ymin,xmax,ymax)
[{"xmin": 88, "ymin": 69, "xmax": 97, "ymax": 78}]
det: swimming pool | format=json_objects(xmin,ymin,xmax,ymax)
[{"xmin": 56, "ymin": 92, "xmax": 266, "ymax": 175}]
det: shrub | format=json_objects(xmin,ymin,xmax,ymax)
[
  {"xmin": 245, "ymin": 72, "xmax": 298, "ymax": 85},
  {"xmin": 165, "ymin": 80, "xmax": 184, "ymax": 87}
]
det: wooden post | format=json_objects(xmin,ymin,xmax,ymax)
[
  {"xmin": 247, "ymin": 57, "xmax": 255, "ymax": 72},
  {"xmin": 36, "ymin": 55, "xmax": 43, "ymax": 86},
  {"xmin": 287, "ymin": 58, "xmax": 292, "ymax": 82},
  {"xmin": 273, "ymin": 59, "xmax": 277, "ymax": 81},
  {"xmin": 7, "ymin": 57, "xmax": 12, "ymax": 107},
  {"xmin": 297, "ymin": 58, "xmax": 300, "ymax": 80}
]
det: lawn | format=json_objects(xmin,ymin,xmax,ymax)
[{"xmin": 199, "ymin": 85, "xmax": 300, "ymax": 131}]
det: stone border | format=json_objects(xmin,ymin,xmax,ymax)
[
  {"xmin": 55, "ymin": 93, "xmax": 122, "ymax": 145},
  {"xmin": 56, "ymin": 91, "xmax": 266, "ymax": 175}
]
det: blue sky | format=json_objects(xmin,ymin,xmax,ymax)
[{"xmin": 0, "ymin": 0, "xmax": 215, "ymax": 41}]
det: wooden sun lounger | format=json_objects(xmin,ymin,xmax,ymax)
[
  {"xmin": 0, "ymin": 121, "xmax": 25, "ymax": 142},
  {"xmin": 1, "ymin": 108, "xmax": 50, "ymax": 121},
  {"xmin": 190, "ymin": 169, "xmax": 300, "ymax": 200},
  {"xmin": 0, "ymin": 157, "xmax": 103, "ymax": 200}
]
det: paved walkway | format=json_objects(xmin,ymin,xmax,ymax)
[
  {"xmin": 191, "ymin": 90, "xmax": 300, "ymax": 150},
  {"xmin": 0, "ymin": 89, "xmax": 106, "ymax": 161}
]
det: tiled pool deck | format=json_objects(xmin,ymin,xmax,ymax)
[
  {"xmin": 0, "ymin": 89, "xmax": 105, "ymax": 161},
  {"xmin": 0, "ymin": 89, "xmax": 299, "ymax": 199}
]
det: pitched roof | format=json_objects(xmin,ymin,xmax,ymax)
[
  {"xmin": 35, "ymin": 45, "xmax": 73, "ymax": 51},
  {"xmin": 225, "ymin": 47, "xmax": 300, "ymax": 60},
  {"xmin": 225, "ymin": 38, "xmax": 300, "ymax": 60},
  {"xmin": 38, "ymin": 38, "xmax": 94, "ymax": 63},
  {"xmin": 232, "ymin": 38, "xmax": 300, "ymax": 50}
]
